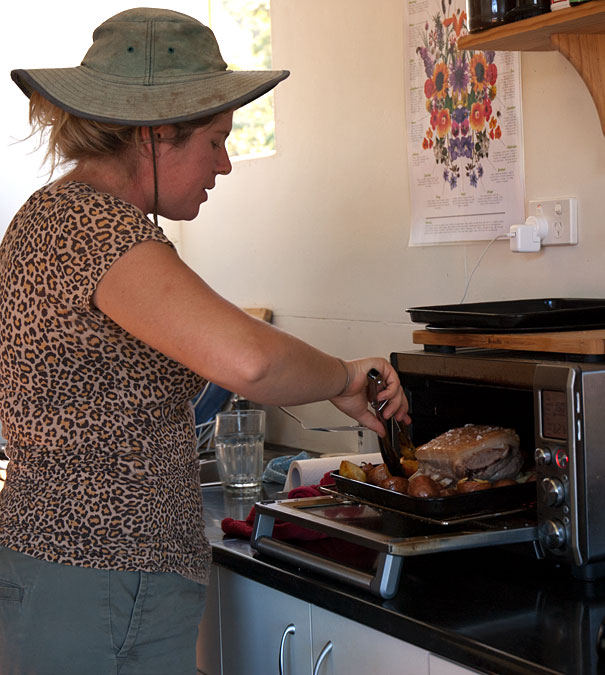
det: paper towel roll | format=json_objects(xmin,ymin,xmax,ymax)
[{"xmin": 284, "ymin": 452, "xmax": 383, "ymax": 491}]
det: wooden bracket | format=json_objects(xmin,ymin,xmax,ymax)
[{"xmin": 551, "ymin": 32, "xmax": 605, "ymax": 135}]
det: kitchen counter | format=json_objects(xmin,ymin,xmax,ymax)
[{"xmin": 202, "ymin": 477, "xmax": 605, "ymax": 675}]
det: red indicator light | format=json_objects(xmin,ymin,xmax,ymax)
[{"xmin": 555, "ymin": 448, "xmax": 569, "ymax": 469}]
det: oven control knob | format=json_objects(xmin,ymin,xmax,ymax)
[
  {"xmin": 541, "ymin": 477, "xmax": 565, "ymax": 507},
  {"xmin": 539, "ymin": 519, "xmax": 567, "ymax": 550},
  {"xmin": 534, "ymin": 447, "xmax": 552, "ymax": 465}
]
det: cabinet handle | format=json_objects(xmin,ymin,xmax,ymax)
[
  {"xmin": 278, "ymin": 623, "xmax": 296, "ymax": 675},
  {"xmin": 312, "ymin": 640, "xmax": 333, "ymax": 675}
]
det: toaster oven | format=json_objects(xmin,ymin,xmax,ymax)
[
  {"xmin": 252, "ymin": 345, "xmax": 605, "ymax": 598},
  {"xmin": 392, "ymin": 347, "xmax": 605, "ymax": 580}
]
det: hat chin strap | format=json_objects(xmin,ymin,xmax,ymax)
[{"xmin": 149, "ymin": 126, "xmax": 159, "ymax": 227}]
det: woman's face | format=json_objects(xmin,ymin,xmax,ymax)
[{"xmin": 156, "ymin": 111, "xmax": 233, "ymax": 221}]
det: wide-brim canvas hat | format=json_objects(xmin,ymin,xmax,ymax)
[{"xmin": 11, "ymin": 7, "xmax": 290, "ymax": 126}]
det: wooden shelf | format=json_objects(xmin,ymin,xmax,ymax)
[{"xmin": 457, "ymin": 1, "xmax": 605, "ymax": 133}]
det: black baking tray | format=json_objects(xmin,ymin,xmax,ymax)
[
  {"xmin": 331, "ymin": 471, "xmax": 536, "ymax": 518},
  {"xmin": 406, "ymin": 298, "xmax": 605, "ymax": 331}
]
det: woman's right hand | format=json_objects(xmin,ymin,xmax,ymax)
[{"xmin": 329, "ymin": 357, "xmax": 410, "ymax": 437}]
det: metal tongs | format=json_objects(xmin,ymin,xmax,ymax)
[
  {"xmin": 367, "ymin": 369, "xmax": 414, "ymax": 476},
  {"xmin": 278, "ymin": 406, "xmax": 367, "ymax": 433}
]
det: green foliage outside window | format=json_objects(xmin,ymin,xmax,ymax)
[{"xmin": 210, "ymin": 0, "xmax": 275, "ymax": 159}]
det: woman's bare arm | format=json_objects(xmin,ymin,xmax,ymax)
[{"xmin": 93, "ymin": 240, "xmax": 408, "ymax": 433}]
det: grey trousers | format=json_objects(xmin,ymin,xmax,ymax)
[{"xmin": 0, "ymin": 546, "xmax": 206, "ymax": 675}]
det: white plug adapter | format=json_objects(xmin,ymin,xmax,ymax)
[{"xmin": 509, "ymin": 216, "xmax": 548, "ymax": 253}]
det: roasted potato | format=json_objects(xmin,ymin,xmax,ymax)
[
  {"xmin": 379, "ymin": 476, "xmax": 409, "ymax": 493},
  {"xmin": 367, "ymin": 463, "xmax": 391, "ymax": 486},
  {"xmin": 339, "ymin": 460, "xmax": 367, "ymax": 482},
  {"xmin": 398, "ymin": 437, "xmax": 416, "ymax": 461},
  {"xmin": 408, "ymin": 475, "xmax": 441, "ymax": 498},
  {"xmin": 360, "ymin": 462, "xmax": 375, "ymax": 477},
  {"xmin": 400, "ymin": 459, "xmax": 419, "ymax": 477}
]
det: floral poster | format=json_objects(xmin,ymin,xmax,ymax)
[{"xmin": 405, "ymin": 0, "xmax": 525, "ymax": 245}]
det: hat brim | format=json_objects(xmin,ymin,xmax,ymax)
[{"xmin": 11, "ymin": 66, "xmax": 290, "ymax": 126}]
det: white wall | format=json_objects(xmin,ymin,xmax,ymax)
[{"xmin": 178, "ymin": 0, "xmax": 605, "ymax": 454}]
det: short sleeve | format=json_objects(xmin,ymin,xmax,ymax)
[{"xmin": 51, "ymin": 185, "xmax": 174, "ymax": 310}]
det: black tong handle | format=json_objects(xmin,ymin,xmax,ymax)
[{"xmin": 367, "ymin": 369, "xmax": 403, "ymax": 476}]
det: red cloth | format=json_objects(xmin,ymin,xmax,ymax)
[
  {"xmin": 221, "ymin": 483, "xmax": 330, "ymax": 541},
  {"xmin": 220, "ymin": 471, "xmax": 377, "ymax": 570}
]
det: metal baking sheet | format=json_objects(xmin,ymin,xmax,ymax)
[
  {"xmin": 331, "ymin": 471, "xmax": 536, "ymax": 518},
  {"xmin": 406, "ymin": 298, "xmax": 605, "ymax": 330}
]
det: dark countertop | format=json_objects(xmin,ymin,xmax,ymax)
[{"xmin": 201, "ymin": 452, "xmax": 605, "ymax": 675}]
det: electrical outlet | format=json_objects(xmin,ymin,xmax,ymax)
[{"xmin": 529, "ymin": 198, "xmax": 578, "ymax": 246}]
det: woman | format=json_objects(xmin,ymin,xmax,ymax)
[{"xmin": 0, "ymin": 8, "xmax": 409, "ymax": 675}]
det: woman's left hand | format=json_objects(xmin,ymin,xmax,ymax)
[{"xmin": 329, "ymin": 357, "xmax": 410, "ymax": 437}]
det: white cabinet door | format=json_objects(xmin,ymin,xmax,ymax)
[
  {"xmin": 197, "ymin": 564, "xmax": 221, "ymax": 675},
  {"xmin": 219, "ymin": 568, "xmax": 313, "ymax": 675},
  {"xmin": 430, "ymin": 654, "xmax": 482, "ymax": 674},
  {"xmin": 311, "ymin": 605, "xmax": 429, "ymax": 675}
]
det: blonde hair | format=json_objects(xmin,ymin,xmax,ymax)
[{"xmin": 28, "ymin": 91, "xmax": 218, "ymax": 175}]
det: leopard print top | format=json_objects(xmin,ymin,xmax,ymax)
[{"xmin": 0, "ymin": 181, "xmax": 211, "ymax": 585}]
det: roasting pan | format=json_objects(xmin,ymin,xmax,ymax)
[
  {"xmin": 406, "ymin": 298, "xmax": 605, "ymax": 331},
  {"xmin": 330, "ymin": 471, "xmax": 537, "ymax": 520}
]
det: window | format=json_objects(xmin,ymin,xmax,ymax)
[{"xmin": 209, "ymin": 0, "xmax": 276, "ymax": 159}]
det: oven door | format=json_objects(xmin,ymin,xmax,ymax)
[{"xmin": 251, "ymin": 495, "xmax": 537, "ymax": 599}]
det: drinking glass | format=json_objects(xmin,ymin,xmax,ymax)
[{"xmin": 214, "ymin": 409, "xmax": 265, "ymax": 494}]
